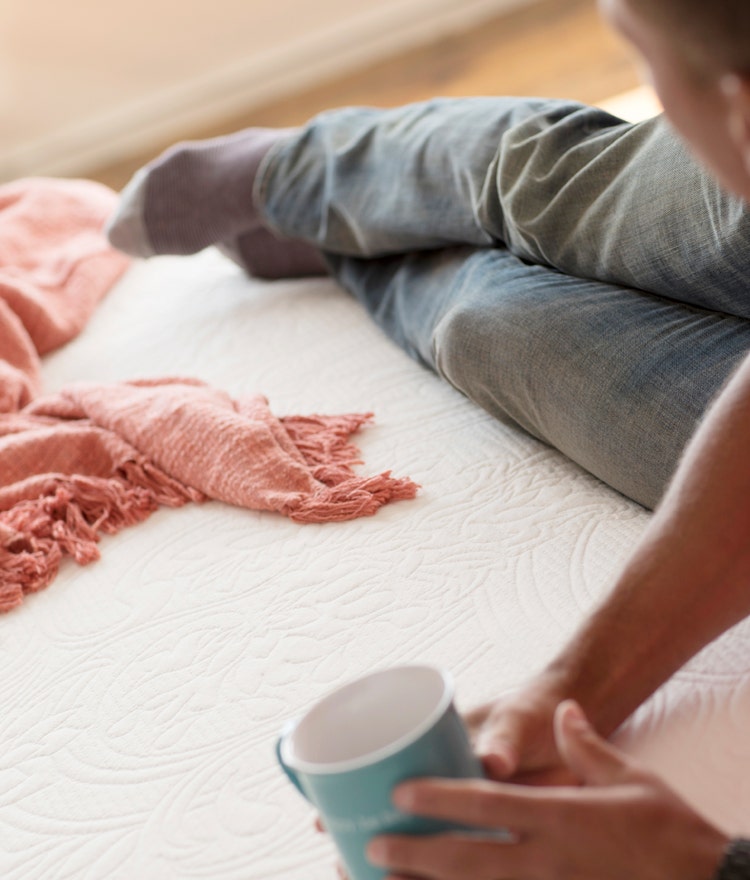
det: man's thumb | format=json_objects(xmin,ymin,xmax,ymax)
[{"xmin": 553, "ymin": 701, "xmax": 630, "ymax": 786}]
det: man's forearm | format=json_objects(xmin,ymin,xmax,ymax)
[{"xmin": 544, "ymin": 352, "xmax": 750, "ymax": 735}]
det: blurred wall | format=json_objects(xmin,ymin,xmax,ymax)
[{"xmin": 0, "ymin": 0, "xmax": 530, "ymax": 182}]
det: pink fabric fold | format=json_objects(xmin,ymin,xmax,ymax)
[{"xmin": 0, "ymin": 178, "xmax": 418, "ymax": 612}]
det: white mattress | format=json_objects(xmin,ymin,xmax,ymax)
[{"xmin": 1, "ymin": 248, "xmax": 748, "ymax": 878}]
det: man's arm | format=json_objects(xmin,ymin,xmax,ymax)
[{"xmin": 475, "ymin": 350, "xmax": 750, "ymax": 776}]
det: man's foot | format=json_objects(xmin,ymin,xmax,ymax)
[{"xmin": 105, "ymin": 127, "xmax": 327, "ymax": 279}]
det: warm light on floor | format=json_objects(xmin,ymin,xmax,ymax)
[{"xmin": 599, "ymin": 84, "xmax": 662, "ymax": 122}]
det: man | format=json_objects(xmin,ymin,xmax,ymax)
[
  {"xmin": 106, "ymin": 0, "xmax": 750, "ymax": 875},
  {"xmin": 368, "ymin": 2, "xmax": 750, "ymax": 876}
]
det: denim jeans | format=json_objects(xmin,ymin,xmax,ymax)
[{"xmin": 255, "ymin": 97, "xmax": 750, "ymax": 508}]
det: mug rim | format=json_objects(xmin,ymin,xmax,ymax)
[{"xmin": 280, "ymin": 664, "xmax": 454, "ymax": 776}]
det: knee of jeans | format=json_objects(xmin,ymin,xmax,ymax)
[
  {"xmin": 481, "ymin": 106, "xmax": 638, "ymax": 266},
  {"xmin": 431, "ymin": 294, "xmax": 541, "ymax": 424},
  {"xmin": 431, "ymin": 287, "xmax": 700, "ymax": 510}
]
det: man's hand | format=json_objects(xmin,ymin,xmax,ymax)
[
  {"xmin": 367, "ymin": 701, "xmax": 729, "ymax": 880},
  {"xmin": 316, "ymin": 675, "xmax": 574, "ymax": 880},
  {"xmin": 465, "ymin": 674, "xmax": 577, "ymax": 784}
]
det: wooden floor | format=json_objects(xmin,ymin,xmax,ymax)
[{"xmin": 91, "ymin": 0, "xmax": 642, "ymax": 190}]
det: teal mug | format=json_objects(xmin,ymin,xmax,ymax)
[{"xmin": 276, "ymin": 665, "xmax": 484, "ymax": 880}]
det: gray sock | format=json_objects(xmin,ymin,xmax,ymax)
[
  {"xmin": 106, "ymin": 127, "xmax": 327, "ymax": 279},
  {"xmin": 217, "ymin": 227, "xmax": 328, "ymax": 279}
]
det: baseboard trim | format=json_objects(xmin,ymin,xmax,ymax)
[{"xmin": 1, "ymin": 0, "xmax": 532, "ymax": 184}]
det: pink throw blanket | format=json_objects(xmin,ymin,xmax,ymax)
[{"xmin": 0, "ymin": 178, "xmax": 418, "ymax": 613}]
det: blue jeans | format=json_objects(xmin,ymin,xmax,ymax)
[{"xmin": 255, "ymin": 98, "xmax": 750, "ymax": 508}]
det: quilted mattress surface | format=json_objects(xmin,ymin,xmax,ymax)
[{"xmin": 1, "ymin": 249, "xmax": 748, "ymax": 878}]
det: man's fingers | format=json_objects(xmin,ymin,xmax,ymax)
[
  {"xmin": 469, "ymin": 705, "xmax": 521, "ymax": 780},
  {"xmin": 369, "ymin": 833, "xmax": 532, "ymax": 880},
  {"xmin": 480, "ymin": 748, "xmax": 518, "ymax": 780},
  {"xmin": 463, "ymin": 703, "xmax": 491, "ymax": 734},
  {"xmin": 393, "ymin": 777, "xmax": 550, "ymax": 830}
]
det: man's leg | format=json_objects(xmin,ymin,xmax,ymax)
[
  {"xmin": 106, "ymin": 97, "xmax": 548, "ymax": 276},
  {"xmin": 258, "ymin": 98, "xmax": 750, "ymax": 318},
  {"xmin": 108, "ymin": 96, "xmax": 750, "ymax": 316},
  {"xmin": 324, "ymin": 245, "xmax": 750, "ymax": 508}
]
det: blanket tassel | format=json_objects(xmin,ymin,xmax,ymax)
[
  {"xmin": 0, "ymin": 461, "xmax": 199, "ymax": 612},
  {"xmin": 289, "ymin": 471, "xmax": 419, "ymax": 524}
]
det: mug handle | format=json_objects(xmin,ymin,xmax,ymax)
[{"xmin": 276, "ymin": 722, "xmax": 309, "ymax": 800}]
